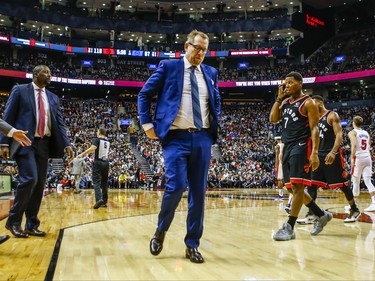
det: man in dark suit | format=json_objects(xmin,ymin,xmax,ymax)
[
  {"xmin": 0, "ymin": 65, "xmax": 74, "ymax": 238},
  {"xmin": 0, "ymin": 118, "xmax": 31, "ymax": 244},
  {"xmin": 138, "ymin": 30, "xmax": 221, "ymax": 263}
]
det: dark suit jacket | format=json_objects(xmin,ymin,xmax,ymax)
[
  {"xmin": 0, "ymin": 83, "xmax": 71, "ymax": 158},
  {"xmin": 138, "ymin": 59, "xmax": 221, "ymax": 142},
  {"xmin": 0, "ymin": 119, "xmax": 14, "ymax": 137}
]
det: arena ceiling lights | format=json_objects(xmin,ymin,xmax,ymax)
[
  {"xmin": 53, "ymin": 0, "xmax": 361, "ymax": 10},
  {"xmin": 46, "ymin": 0, "xmax": 299, "ymax": 13}
]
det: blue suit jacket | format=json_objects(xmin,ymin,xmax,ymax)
[
  {"xmin": 138, "ymin": 59, "xmax": 221, "ymax": 142},
  {"xmin": 0, "ymin": 83, "xmax": 71, "ymax": 158}
]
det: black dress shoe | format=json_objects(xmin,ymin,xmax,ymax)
[
  {"xmin": 5, "ymin": 224, "xmax": 29, "ymax": 238},
  {"xmin": 150, "ymin": 228, "xmax": 166, "ymax": 256},
  {"xmin": 25, "ymin": 228, "xmax": 46, "ymax": 237},
  {"xmin": 185, "ymin": 248, "xmax": 204, "ymax": 263},
  {"xmin": 93, "ymin": 199, "xmax": 105, "ymax": 209},
  {"xmin": 0, "ymin": 235, "xmax": 10, "ymax": 244}
]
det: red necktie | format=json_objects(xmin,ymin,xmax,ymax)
[{"xmin": 38, "ymin": 88, "xmax": 45, "ymax": 138}]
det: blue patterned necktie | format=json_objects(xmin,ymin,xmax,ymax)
[{"xmin": 190, "ymin": 66, "xmax": 203, "ymax": 129}]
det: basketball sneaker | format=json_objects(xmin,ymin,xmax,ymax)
[
  {"xmin": 310, "ymin": 210, "xmax": 332, "ymax": 236},
  {"xmin": 364, "ymin": 203, "xmax": 375, "ymax": 212},
  {"xmin": 273, "ymin": 223, "xmax": 296, "ymax": 241},
  {"xmin": 284, "ymin": 204, "xmax": 292, "ymax": 215},
  {"xmin": 344, "ymin": 205, "xmax": 351, "ymax": 214},
  {"xmin": 344, "ymin": 209, "xmax": 361, "ymax": 223},
  {"xmin": 274, "ymin": 195, "xmax": 284, "ymax": 201},
  {"xmin": 296, "ymin": 214, "xmax": 316, "ymax": 225}
]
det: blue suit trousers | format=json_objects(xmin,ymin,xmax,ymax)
[{"xmin": 158, "ymin": 130, "xmax": 213, "ymax": 248}]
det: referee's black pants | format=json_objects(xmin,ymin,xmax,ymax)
[{"xmin": 92, "ymin": 160, "xmax": 109, "ymax": 203}]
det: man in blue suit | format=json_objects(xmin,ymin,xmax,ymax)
[
  {"xmin": 0, "ymin": 65, "xmax": 74, "ymax": 238},
  {"xmin": 138, "ymin": 30, "xmax": 221, "ymax": 263}
]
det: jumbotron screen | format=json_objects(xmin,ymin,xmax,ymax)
[{"xmin": 291, "ymin": 3, "xmax": 335, "ymax": 58}]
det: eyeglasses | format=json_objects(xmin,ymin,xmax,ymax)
[{"xmin": 188, "ymin": 42, "xmax": 208, "ymax": 53}]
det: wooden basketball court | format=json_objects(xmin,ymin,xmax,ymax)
[{"xmin": 0, "ymin": 188, "xmax": 374, "ymax": 280}]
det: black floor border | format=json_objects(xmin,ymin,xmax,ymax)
[{"xmin": 44, "ymin": 228, "xmax": 64, "ymax": 281}]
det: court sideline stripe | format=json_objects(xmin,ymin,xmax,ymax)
[{"xmin": 44, "ymin": 229, "xmax": 64, "ymax": 281}]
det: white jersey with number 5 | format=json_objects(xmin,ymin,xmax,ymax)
[
  {"xmin": 352, "ymin": 128, "xmax": 372, "ymax": 178},
  {"xmin": 354, "ymin": 128, "xmax": 370, "ymax": 157}
]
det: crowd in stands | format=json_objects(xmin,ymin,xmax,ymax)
[
  {"xmin": 220, "ymin": 29, "xmax": 375, "ymax": 81},
  {"xmin": 53, "ymin": 99, "xmax": 148, "ymax": 190},
  {"xmin": 6, "ymin": 0, "xmax": 289, "ymax": 24},
  {"xmin": 136, "ymin": 102, "xmax": 374, "ymax": 189},
  {"xmin": 0, "ymin": 93, "xmax": 373, "ymax": 192},
  {"xmin": 0, "ymin": 46, "xmax": 154, "ymax": 82},
  {"xmin": 0, "ymin": 28, "xmax": 374, "ymax": 83},
  {"xmin": 0, "ymin": 24, "xmax": 374, "ymax": 191},
  {"xmin": 326, "ymin": 88, "xmax": 375, "ymax": 102}
]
